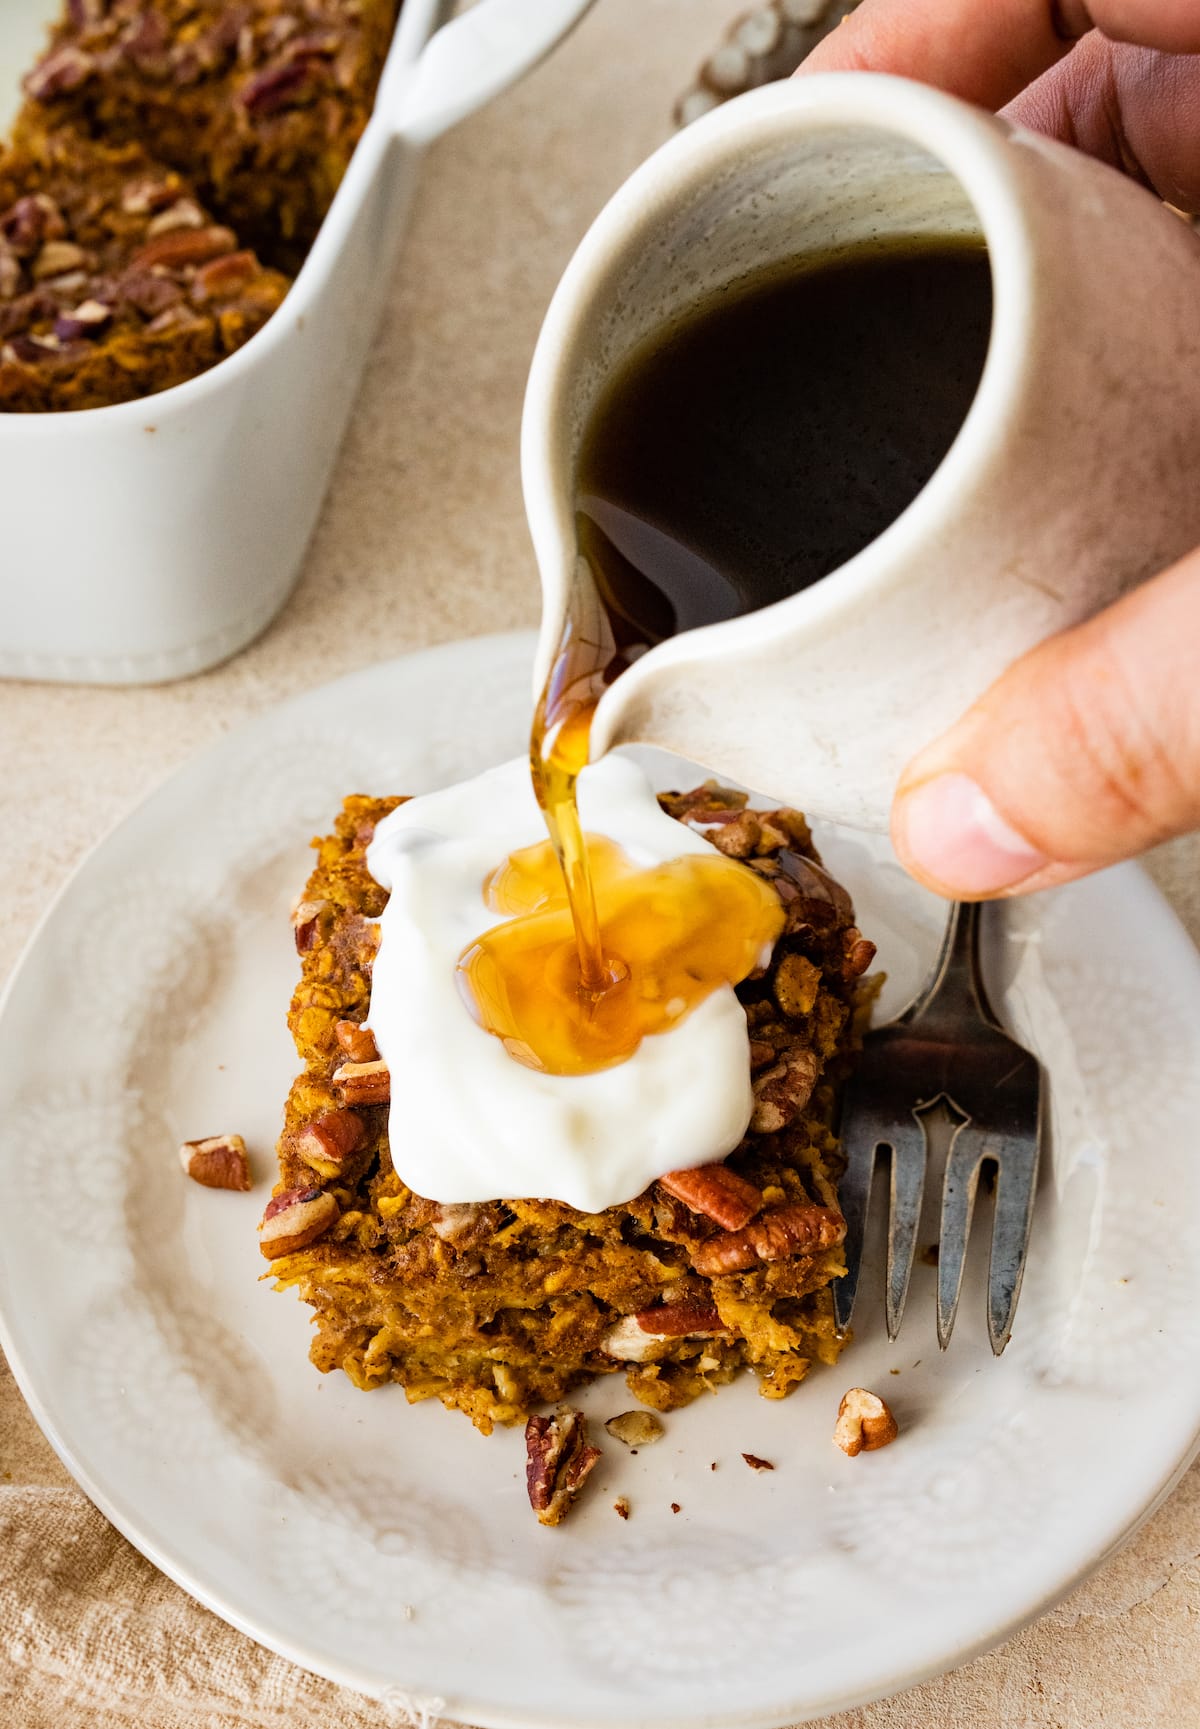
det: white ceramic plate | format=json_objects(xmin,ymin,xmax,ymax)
[{"xmin": 4, "ymin": 632, "xmax": 1200, "ymax": 1729}]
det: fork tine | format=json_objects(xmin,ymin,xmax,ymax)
[
  {"xmin": 885, "ymin": 1120, "xmax": 927, "ymax": 1342},
  {"xmin": 831, "ymin": 1125, "xmax": 878, "ymax": 1333},
  {"xmin": 936, "ymin": 1123, "xmax": 985, "ymax": 1350},
  {"xmin": 837, "ymin": 899, "xmax": 1042, "ymax": 1350},
  {"xmin": 987, "ymin": 1140, "xmax": 1041, "ymax": 1356}
]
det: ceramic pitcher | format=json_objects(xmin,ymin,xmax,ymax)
[{"xmin": 522, "ymin": 73, "xmax": 1200, "ymax": 831}]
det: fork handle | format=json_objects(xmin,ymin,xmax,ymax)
[{"xmin": 902, "ymin": 901, "xmax": 1001, "ymax": 1033}]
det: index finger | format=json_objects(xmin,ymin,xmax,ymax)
[{"xmin": 799, "ymin": 0, "xmax": 1200, "ymax": 110}]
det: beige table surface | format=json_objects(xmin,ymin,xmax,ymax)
[{"xmin": 3, "ymin": 3, "xmax": 1200, "ymax": 1725}]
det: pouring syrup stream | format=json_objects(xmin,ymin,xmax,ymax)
[
  {"xmin": 528, "ymin": 600, "xmax": 615, "ymax": 998},
  {"xmin": 457, "ymin": 521, "xmax": 784, "ymax": 1076}
]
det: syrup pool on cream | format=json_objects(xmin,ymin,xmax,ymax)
[{"xmin": 364, "ymin": 754, "xmax": 760, "ymax": 1212}]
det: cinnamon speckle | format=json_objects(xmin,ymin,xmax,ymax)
[{"xmin": 742, "ymin": 1452, "xmax": 774, "ymax": 1472}]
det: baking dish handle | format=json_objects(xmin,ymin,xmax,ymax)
[{"xmin": 383, "ymin": 0, "xmax": 596, "ymax": 146}]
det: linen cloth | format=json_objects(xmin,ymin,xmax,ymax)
[{"xmin": 4, "ymin": 3, "xmax": 1200, "ymax": 1724}]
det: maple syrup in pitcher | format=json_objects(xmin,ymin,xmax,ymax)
[{"xmin": 462, "ymin": 238, "xmax": 993, "ymax": 1074}]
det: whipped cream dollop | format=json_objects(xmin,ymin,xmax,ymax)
[{"xmin": 364, "ymin": 755, "xmax": 755, "ymax": 1211}]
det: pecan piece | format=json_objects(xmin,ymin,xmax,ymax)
[
  {"xmin": 32, "ymin": 242, "xmax": 86, "ymax": 281},
  {"xmin": 524, "ymin": 1406, "xmax": 601, "ymax": 1527},
  {"xmin": 430, "ymin": 1201, "xmax": 484, "ymax": 1242},
  {"xmin": 291, "ymin": 897, "xmax": 330, "ymax": 953},
  {"xmin": 146, "ymin": 304, "xmax": 207, "ymax": 335},
  {"xmin": 239, "ymin": 56, "xmax": 317, "ymax": 114},
  {"xmin": 121, "ymin": 176, "xmax": 184, "ymax": 217},
  {"xmin": 691, "ymin": 1202, "xmax": 845, "ymax": 1277},
  {"xmin": 118, "ymin": 270, "xmax": 184, "ymax": 317},
  {"xmin": 659, "ymin": 1163, "xmax": 762, "ymax": 1230},
  {"xmin": 178, "ymin": 1133, "xmax": 251, "ymax": 1191},
  {"xmin": 190, "ymin": 250, "xmax": 260, "ymax": 303},
  {"xmin": 55, "ymin": 299, "xmax": 112, "ymax": 342},
  {"xmin": 843, "ymin": 929, "xmax": 877, "ymax": 979},
  {"xmin": 2, "ymin": 334, "xmax": 53, "ymax": 364},
  {"xmin": 24, "ymin": 46, "xmax": 93, "ymax": 100},
  {"xmin": 600, "ymin": 1298, "xmax": 728, "ymax": 1361},
  {"xmin": 333, "ymin": 1019, "xmax": 379, "ymax": 1063},
  {"xmin": 130, "ymin": 225, "xmax": 237, "ymax": 272},
  {"xmin": 258, "ymin": 1185, "xmax": 338, "ymax": 1259},
  {"xmin": 659, "ymin": 782, "xmax": 748, "ymax": 822},
  {"xmin": 1, "ymin": 195, "xmax": 65, "ymax": 256},
  {"xmin": 604, "ymin": 1410, "xmax": 664, "ymax": 1447},
  {"xmin": 333, "ymin": 1059, "xmax": 390, "ymax": 1106},
  {"xmin": 775, "ymin": 850, "xmax": 854, "ymax": 927},
  {"xmin": 146, "ymin": 199, "xmax": 206, "ymax": 238},
  {"xmin": 295, "ymin": 1108, "xmax": 364, "ymax": 1178},
  {"xmin": 834, "ymin": 1388, "xmax": 899, "ymax": 1456},
  {"xmin": 633, "ymin": 1297, "xmax": 726, "ymax": 1337},
  {"xmin": 703, "ymin": 808, "xmax": 762, "ymax": 858},
  {"xmin": 600, "ymin": 1316, "xmax": 666, "ymax": 1362},
  {"xmin": 41, "ymin": 269, "xmax": 89, "ymax": 296},
  {"xmin": 750, "ymin": 1047, "xmax": 820, "ymax": 1134}
]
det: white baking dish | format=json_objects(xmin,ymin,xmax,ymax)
[{"xmin": 0, "ymin": 0, "xmax": 592, "ymax": 684}]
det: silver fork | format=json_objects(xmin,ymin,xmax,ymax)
[{"xmin": 831, "ymin": 901, "xmax": 1043, "ymax": 1355}]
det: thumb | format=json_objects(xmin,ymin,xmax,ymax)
[{"xmin": 891, "ymin": 548, "xmax": 1200, "ymax": 898}]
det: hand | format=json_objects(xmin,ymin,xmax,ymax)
[{"xmin": 800, "ymin": 1, "xmax": 1200, "ymax": 898}]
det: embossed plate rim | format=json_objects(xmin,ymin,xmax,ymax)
[{"xmin": 2, "ymin": 631, "xmax": 1200, "ymax": 1728}]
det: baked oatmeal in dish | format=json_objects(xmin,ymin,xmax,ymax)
[
  {"xmin": 21, "ymin": 0, "xmax": 404, "ymax": 266},
  {"xmin": 0, "ymin": 127, "xmax": 288, "ymax": 410},
  {"xmin": 263, "ymin": 782, "xmax": 876, "ymax": 1434}
]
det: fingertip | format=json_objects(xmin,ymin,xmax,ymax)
[{"xmin": 891, "ymin": 771, "xmax": 1051, "ymax": 897}]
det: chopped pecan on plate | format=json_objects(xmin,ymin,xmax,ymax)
[
  {"xmin": 833, "ymin": 1388, "xmax": 899, "ymax": 1456},
  {"xmin": 604, "ymin": 1411, "xmax": 665, "ymax": 1447},
  {"xmin": 525, "ymin": 1405, "xmax": 602, "ymax": 1527},
  {"xmin": 178, "ymin": 1132, "xmax": 251, "ymax": 1191}
]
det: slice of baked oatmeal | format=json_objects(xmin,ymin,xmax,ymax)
[
  {"xmin": 263, "ymin": 782, "xmax": 876, "ymax": 1435},
  {"xmin": 20, "ymin": 0, "xmax": 403, "ymax": 267},
  {"xmin": 0, "ymin": 127, "xmax": 288, "ymax": 411}
]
